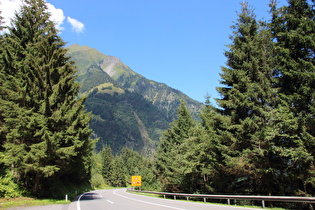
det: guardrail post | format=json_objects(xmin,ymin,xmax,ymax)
[
  {"xmin": 163, "ymin": 195, "xmax": 166, "ymax": 199},
  {"xmin": 228, "ymin": 199, "xmax": 230, "ymax": 205},
  {"xmin": 187, "ymin": 197, "xmax": 189, "ymax": 201},
  {"xmin": 204, "ymin": 198, "xmax": 206, "ymax": 202},
  {"xmin": 174, "ymin": 195, "xmax": 176, "ymax": 200},
  {"xmin": 262, "ymin": 200, "xmax": 265, "ymax": 208}
]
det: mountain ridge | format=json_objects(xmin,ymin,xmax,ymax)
[{"xmin": 67, "ymin": 44, "xmax": 203, "ymax": 154}]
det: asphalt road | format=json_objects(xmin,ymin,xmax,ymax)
[
  {"xmin": 65, "ymin": 188, "xmax": 261, "ymax": 210},
  {"xmin": 9, "ymin": 189, "xmax": 262, "ymax": 210}
]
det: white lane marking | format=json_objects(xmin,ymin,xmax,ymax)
[
  {"xmin": 106, "ymin": 199, "xmax": 114, "ymax": 204},
  {"xmin": 77, "ymin": 191, "xmax": 106, "ymax": 210},
  {"xmin": 77, "ymin": 193, "xmax": 87, "ymax": 210},
  {"xmin": 113, "ymin": 189, "xmax": 186, "ymax": 210}
]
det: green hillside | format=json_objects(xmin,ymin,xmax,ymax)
[{"xmin": 67, "ymin": 44, "xmax": 203, "ymax": 154}]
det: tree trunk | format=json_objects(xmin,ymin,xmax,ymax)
[{"xmin": 32, "ymin": 173, "xmax": 42, "ymax": 195}]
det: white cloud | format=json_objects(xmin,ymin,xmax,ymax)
[
  {"xmin": 0, "ymin": 0, "xmax": 23, "ymax": 27},
  {"xmin": 0, "ymin": 0, "xmax": 84, "ymax": 34},
  {"xmin": 46, "ymin": 3, "xmax": 65, "ymax": 31},
  {"xmin": 67, "ymin": 16, "xmax": 84, "ymax": 33}
]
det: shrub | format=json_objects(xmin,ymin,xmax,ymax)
[
  {"xmin": 0, "ymin": 172, "xmax": 24, "ymax": 198},
  {"xmin": 90, "ymin": 173, "xmax": 106, "ymax": 189}
]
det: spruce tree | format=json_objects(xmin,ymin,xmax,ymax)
[
  {"xmin": 216, "ymin": 2, "xmax": 280, "ymax": 194},
  {"xmin": 270, "ymin": 0, "xmax": 315, "ymax": 195},
  {"xmin": 177, "ymin": 122, "xmax": 215, "ymax": 193},
  {"xmin": 0, "ymin": 9, "xmax": 7, "ymax": 176},
  {"xmin": 155, "ymin": 100, "xmax": 195, "ymax": 192},
  {"xmin": 0, "ymin": 10, "xmax": 5, "ymax": 148},
  {"xmin": 0, "ymin": 0, "xmax": 93, "ymax": 196},
  {"xmin": 109, "ymin": 155, "xmax": 126, "ymax": 187},
  {"xmin": 196, "ymin": 97, "xmax": 236, "ymax": 194},
  {"xmin": 100, "ymin": 145, "xmax": 114, "ymax": 184}
]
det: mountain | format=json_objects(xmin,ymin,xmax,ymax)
[{"xmin": 67, "ymin": 44, "xmax": 203, "ymax": 154}]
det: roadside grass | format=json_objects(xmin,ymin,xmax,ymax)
[
  {"xmin": 0, "ymin": 197, "xmax": 70, "ymax": 209},
  {"xmin": 127, "ymin": 191, "xmax": 286, "ymax": 210},
  {"xmin": 0, "ymin": 186, "xmax": 121, "ymax": 209}
]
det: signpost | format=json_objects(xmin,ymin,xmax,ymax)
[{"xmin": 131, "ymin": 176, "xmax": 142, "ymax": 189}]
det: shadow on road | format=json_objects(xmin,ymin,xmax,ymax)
[
  {"xmin": 81, "ymin": 193, "xmax": 102, "ymax": 200},
  {"xmin": 70, "ymin": 192, "xmax": 104, "ymax": 203}
]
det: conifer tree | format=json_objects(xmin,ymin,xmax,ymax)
[
  {"xmin": 270, "ymin": 0, "xmax": 315, "ymax": 195},
  {"xmin": 194, "ymin": 97, "xmax": 235, "ymax": 194},
  {"xmin": 216, "ymin": 2, "xmax": 280, "ymax": 194},
  {"xmin": 0, "ymin": 10, "xmax": 5, "ymax": 147},
  {"xmin": 0, "ymin": 0, "xmax": 93, "ymax": 196},
  {"xmin": 100, "ymin": 145, "xmax": 114, "ymax": 184},
  {"xmin": 0, "ymin": 9, "xmax": 7, "ymax": 175},
  {"xmin": 120, "ymin": 147, "xmax": 141, "ymax": 180},
  {"xmin": 109, "ymin": 155, "xmax": 126, "ymax": 187},
  {"xmin": 155, "ymin": 100, "xmax": 195, "ymax": 192},
  {"xmin": 177, "ymin": 122, "xmax": 215, "ymax": 193}
]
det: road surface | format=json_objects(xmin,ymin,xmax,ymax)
[{"xmin": 66, "ymin": 188, "xmax": 261, "ymax": 210}]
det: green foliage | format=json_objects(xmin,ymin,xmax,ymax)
[
  {"xmin": 270, "ymin": 0, "xmax": 315, "ymax": 196},
  {"xmin": 78, "ymin": 65, "xmax": 116, "ymax": 93},
  {"xmin": 1, "ymin": 1, "xmax": 315, "ymax": 208},
  {"xmin": 90, "ymin": 173, "xmax": 106, "ymax": 189},
  {"xmin": 214, "ymin": 2, "xmax": 280, "ymax": 195},
  {"xmin": 0, "ymin": 172, "xmax": 24, "ymax": 198},
  {"xmin": 155, "ymin": 101, "xmax": 196, "ymax": 192},
  {"xmin": 119, "ymin": 147, "xmax": 160, "ymax": 190},
  {"xmin": 0, "ymin": 198, "xmax": 70, "ymax": 209},
  {"xmin": 100, "ymin": 145, "xmax": 114, "ymax": 183},
  {"xmin": 0, "ymin": 0, "xmax": 93, "ymax": 198},
  {"xmin": 153, "ymin": 4, "xmax": 315, "ymax": 210},
  {"xmin": 108, "ymin": 156, "xmax": 126, "ymax": 187},
  {"xmin": 86, "ymin": 90, "xmax": 169, "ymax": 154},
  {"xmin": 66, "ymin": 44, "xmax": 203, "ymax": 155},
  {"xmin": 90, "ymin": 146, "xmax": 160, "ymax": 190}
]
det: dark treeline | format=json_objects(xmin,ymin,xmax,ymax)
[{"xmin": 90, "ymin": 146, "xmax": 160, "ymax": 191}]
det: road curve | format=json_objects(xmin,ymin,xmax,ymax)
[{"xmin": 66, "ymin": 188, "xmax": 261, "ymax": 210}]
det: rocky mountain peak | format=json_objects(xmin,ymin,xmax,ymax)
[{"xmin": 66, "ymin": 43, "xmax": 203, "ymax": 154}]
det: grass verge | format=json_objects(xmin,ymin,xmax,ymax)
[
  {"xmin": 0, "ymin": 197, "xmax": 70, "ymax": 209},
  {"xmin": 0, "ymin": 186, "xmax": 120, "ymax": 209}
]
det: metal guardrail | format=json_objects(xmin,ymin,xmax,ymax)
[{"xmin": 127, "ymin": 189, "xmax": 315, "ymax": 208}]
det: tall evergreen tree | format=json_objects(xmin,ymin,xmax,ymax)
[
  {"xmin": 109, "ymin": 155, "xmax": 126, "ymax": 187},
  {"xmin": 270, "ymin": 0, "xmax": 315, "ymax": 195},
  {"xmin": 0, "ymin": 0, "xmax": 93, "ymax": 197},
  {"xmin": 195, "ymin": 97, "xmax": 236, "ymax": 194},
  {"xmin": 155, "ymin": 100, "xmax": 195, "ymax": 192},
  {"xmin": 216, "ymin": 2, "xmax": 280, "ymax": 194},
  {"xmin": 177, "ymin": 122, "xmax": 215, "ymax": 193},
  {"xmin": 100, "ymin": 145, "xmax": 114, "ymax": 184},
  {"xmin": 0, "ymin": 9, "xmax": 6, "ymax": 149},
  {"xmin": 0, "ymin": 8, "xmax": 8, "ymax": 177}
]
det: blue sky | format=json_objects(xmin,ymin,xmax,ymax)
[{"xmin": 2, "ymin": 0, "xmax": 287, "ymax": 103}]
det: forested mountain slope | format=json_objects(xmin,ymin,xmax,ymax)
[{"xmin": 67, "ymin": 44, "xmax": 203, "ymax": 154}]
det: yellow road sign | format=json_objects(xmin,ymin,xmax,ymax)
[{"xmin": 131, "ymin": 176, "xmax": 142, "ymax": 187}]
